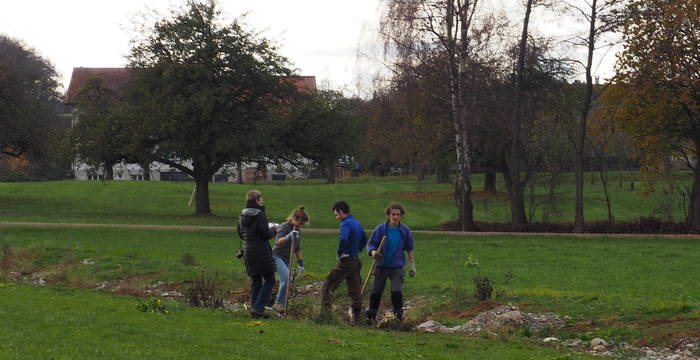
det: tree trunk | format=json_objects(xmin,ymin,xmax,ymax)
[
  {"xmin": 437, "ymin": 165, "xmax": 450, "ymax": 183},
  {"xmin": 574, "ymin": 150, "xmax": 586, "ymax": 232},
  {"xmin": 142, "ymin": 160, "xmax": 151, "ymax": 181},
  {"xmin": 322, "ymin": 159, "xmax": 336, "ymax": 184},
  {"xmin": 508, "ymin": 0, "xmax": 534, "ymax": 231},
  {"xmin": 599, "ymin": 162, "xmax": 613, "ymax": 227},
  {"xmin": 507, "ymin": 168, "xmax": 528, "ymax": 229},
  {"xmin": 416, "ymin": 163, "xmax": 425, "ymax": 181},
  {"xmin": 192, "ymin": 159, "xmax": 212, "ymax": 215},
  {"xmin": 688, "ymin": 140, "xmax": 700, "ymax": 231},
  {"xmin": 484, "ymin": 167, "xmax": 497, "ymax": 193},
  {"xmin": 195, "ymin": 175, "xmax": 211, "ymax": 215},
  {"xmin": 237, "ymin": 162, "xmax": 244, "ymax": 184},
  {"xmin": 502, "ymin": 168, "xmax": 513, "ymax": 199},
  {"xmin": 103, "ymin": 162, "xmax": 114, "ymax": 180},
  {"xmin": 574, "ymin": 0, "xmax": 598, "ymax": 233},
  {"xmin": 454, "ymin": 175, "xmax": 476, "ymax": 231}
]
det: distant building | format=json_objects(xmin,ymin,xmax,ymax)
[{"xmin": 63, "ymin": 67, "xmax": 316, "ymax": 182}]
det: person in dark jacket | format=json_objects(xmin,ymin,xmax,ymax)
[
  {"xmin": 321, "ymin": 201, "xmax": 368, "ymax": 324},
  {"xmin": 237, "ymin": 190, "xmax": 278, "ymax": 318},
  {"xmin": 366, "ymin": 202, "xmax": 415, "ymax": 322}
]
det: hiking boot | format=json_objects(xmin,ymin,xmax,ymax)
[
  {"xmin": 250, "ymin": 309, "xmax": 271, "ymax": 319},
  {"xmin": 365, "ymin": 307, "xmax": 378, "ymax": 324},
  {"xmin": 348, "ymin": 307, "xmax": 362, "ymax": 325},
  {"xmin": 272, "ymin": 303, "xmax": 286, "ymax": 313}
]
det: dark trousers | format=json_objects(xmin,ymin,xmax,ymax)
[
  {"xmin": 322, "ymin": 257, "xmax": 363, "ymax": 311},
  {"xmin": 250, "ymin": 272, "xmax": 275, "ymax": 312},
  {"xmin": 368, "ymin": 267, "xmax": 404, "ymax": 319}
]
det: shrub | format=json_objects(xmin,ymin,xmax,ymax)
[
  {"xmin": 474, "ymin": 273, "xmax": 495, "ymax": 301},
  {"xmin": 186, "ymin": 274, "xmax": 223, "ymax": 308},
  {"xmin": 180, "ymin": 253, "xmax": 197, "ymax": 266}
]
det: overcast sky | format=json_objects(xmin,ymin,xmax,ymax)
[
  {"xmin": 1, "ymin": 0, "xmax": 617, "ymax": 97},
  {"xmin": 0, "ymin": 0, "xmax": 383, "ymax": 95}
]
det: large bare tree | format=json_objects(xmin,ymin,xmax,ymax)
[
  {"xmin": 563, "ymin": 0, "xmax": 626, "ymax": 233},
  {"xmin": 380, "ymin": 0, "xmax": 494, "ymax": 230}
]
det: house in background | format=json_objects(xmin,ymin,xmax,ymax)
[{"xmin": 64, "ymin": 67, "xmax": 316, "ymax": 182}]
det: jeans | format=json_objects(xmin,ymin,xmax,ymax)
[
  {"xmin": 250, "ymin": 272, "xmax": 275, "ymax": 312},
  {"xmin": 274, "ymin": 256, "xmax": 291, "ymax": 304}
]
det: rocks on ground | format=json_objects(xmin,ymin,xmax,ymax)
[{"xmin": 415, "ymin": 305, "xmax": 564, "ymax": 336}]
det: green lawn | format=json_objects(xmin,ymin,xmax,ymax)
[
  {"xmin": 0, "ymin": 286, "xmax": 596, "ymax": 360},
  {"xmin": 2, "ymin": 225, "xmax": 699, "ymax": 357},
  {"xmin": 0, "ymin": 172, "xmax": 692, "ymax": 229}
]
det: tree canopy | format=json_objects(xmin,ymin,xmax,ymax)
[
  {"xmin": 0, "ymin": 34, "xmax": 60, "ymax": 158},
  {"xmin": 126, "ymin": 0, "xmax": 297, "ymax": 214},
  {"xmin": 606, "ymin": 0, "xmax": 700, "ymax": 229}
]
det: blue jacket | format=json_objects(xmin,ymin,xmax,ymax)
[
  {"xmin": 337, "ymin": 214, "xmax": 368, "ymax": 257},
  {"xmin": 367, "ymin": 222, "xmax": 414, "ymax": 268}
]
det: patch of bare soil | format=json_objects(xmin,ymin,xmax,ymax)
[{"xmin": 435, "ymin": 300, "xmax": 506, "ymax": 319}]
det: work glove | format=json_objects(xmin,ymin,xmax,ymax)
[
  {"xmin": 296, "ymin": 259, "xmax": 305, "ymax": 278},
  {"xmin": 408, "ymin": 262, "xmax": 416, "ymax": 278},
  {"xmin": 283, "ymin": 232, "xmax": 295, "ymax": 244},
  {"xmin": 369, "ymin": 249, "xmax": 382, "ymax": 259},
  {"xmin": 291, "ymin": 230, "xmax": 300, "ymax": 241}
]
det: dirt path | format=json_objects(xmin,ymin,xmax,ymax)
[{"xmin": 2, "ymin": 221, "xmax": 700, "ymax": 238}]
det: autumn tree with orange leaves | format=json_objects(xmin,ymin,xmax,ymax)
[{"xmin": 608, "ymin": 0, "xmax": 700, "ymax": 230}]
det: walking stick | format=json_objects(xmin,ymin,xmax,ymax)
[
  {"xmin": 361, "ymin": 236, "xmax": 387, "ymax": 296},
  {"xmin": 282, "ymin": 232, "xmax": 296, "ymax": 318}
]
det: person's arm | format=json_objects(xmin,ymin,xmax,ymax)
[
  {"xmin": 276, "ymin": 223, "xmax": 292, "ymax": 245},
  {"xmin": 257, "ymin": 213, "xmax": 276, "ymax": 240},
  {"xmin": 367, "ymin": 227, "xmax": 379, "ymax": 256}
]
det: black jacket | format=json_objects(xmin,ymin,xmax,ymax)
[{"xmin": 238, "ymin": 202, "xmax": 276, "ymax": 275}]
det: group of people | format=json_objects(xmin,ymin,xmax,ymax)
[{"xmin": 236, "ymin": 190, "xmax": 416, "ymax": 324}]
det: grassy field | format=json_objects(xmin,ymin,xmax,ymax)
[
  {"xmin": 2, "ymin": 225, "xmax": 699, "ymax": 358},
  {"xmin": 0, "ymin": 286, "xmax": 596, "ymax": 360},
  {"xmin": 0, "ymin": 172, "xmax": 692, "ymax": 229}
]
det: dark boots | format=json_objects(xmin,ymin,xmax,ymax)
[
  {"xmin": 366, "ymin": 293, "xmax": 382, "ymax": 323},
  {"xmin": 391, "ymin": 291, "xmax": 404, "ymax": 320},
  {"xmin": 349, "ymin": 307, "xmax": 362, "ymax": 324}
]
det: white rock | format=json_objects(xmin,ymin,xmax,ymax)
[
  {"xmin": 80, "ymin": 258, "xmax": 94, "ymax": 265},
  {"xmin": 592, "ymin": 345, "xmax": 607, "ymax": 352},
  {"xmin": 415, "ymin": 320, "xmax": 449, "ymax": 333},
  {"xmin": 646, "ymin": 349, "xmax": 656, "ymax": 356},
  {"xmin": 591, "ymin": 338, "xmax": 608, "ymax": 348},
  {"xmin": 543, "ymin": 337, "xmax": 559, "ymax": 343}
]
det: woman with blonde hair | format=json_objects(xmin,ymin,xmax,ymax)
[{"xmin": 271, "ymin": 206, "xmax": 309, "ymax": 313}]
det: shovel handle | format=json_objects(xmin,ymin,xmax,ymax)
[{"xmin": 361, "ymin": 236, "xmax": 386, "ymax": 296}]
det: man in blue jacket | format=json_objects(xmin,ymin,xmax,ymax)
[
  {"xmin": 366, "ymin": 202, "xmax": 415, "ymax": 322},
  {"xmin": 321, "ymin": 201, "xmax": 368, "ymax": 324}
]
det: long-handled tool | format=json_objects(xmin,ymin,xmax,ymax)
[
  {"xmin": 281, "ymin": 231, "xmax": 297, "ymax": 318},
  {"xmin": 361, "ymin": 236, "xmax": 386, "ymax": 296}
]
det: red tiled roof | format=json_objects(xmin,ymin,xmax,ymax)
[
  {"xmin": 64, "ymin": 67, "xmax": 315, "ymax": 103},
  {"xmin": 64, "ymin": 68, "xmax": 132, "ymax": 104}
]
